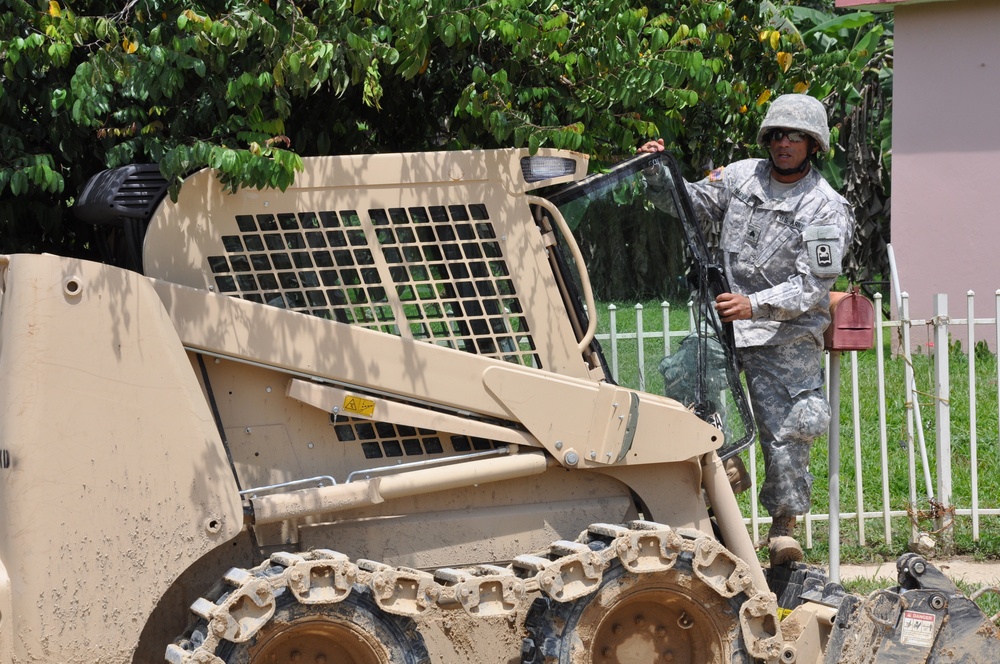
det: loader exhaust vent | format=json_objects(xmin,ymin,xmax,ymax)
[
  {"xmin": 207, "ymin": 204, "xmax": 541, "ymax": 367},
  {"xmin": 331, "ymin": 417, "xmax": 500, "ymax": 459}
]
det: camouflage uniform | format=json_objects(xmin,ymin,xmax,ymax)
[
  {"xmin": 686, "ymin": 158, "xmax": 854, "ymax": 517},
  {"xmin": 648, "ymin": 155, "xmax": 854, "ymax": 518}
]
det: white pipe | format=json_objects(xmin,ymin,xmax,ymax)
[
  {"xmin": 901, "ymin": 294, "xmax": 935, "ymax": 502},
  {"xmin": 888, "ymin": 244, "xmax": 903, "ymax": 311},
  {"xmin": 889, "ymin": 248, "xmax": 935, "ymax": 504}
]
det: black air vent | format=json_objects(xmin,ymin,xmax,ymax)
[{"xmin": 74, "ymin": 164, "xmax": 169, "ymax": 226}]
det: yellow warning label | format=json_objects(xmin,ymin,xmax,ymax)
[
  {"xmin": 777, "ymin": 607, "xmax": 793, "ymax": 621},
  {"xmin": 342, "ymin": 395, "xmax": 376, "ymax": 417}
]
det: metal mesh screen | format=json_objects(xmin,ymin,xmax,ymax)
[
  {"xmin": 330, "ymin": 415, "xmax": 501, "ymax": 460},
  {"xmin": 207, "ymin": 204, "xmax": 541, "ymax": 367}
]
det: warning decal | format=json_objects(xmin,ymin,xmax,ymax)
[
  {"xmin": 900, "ymin": 609, "xmax": 936, "ymax": 648},
  {"xmin": 342, "ymin": 395, "xmax": 376, "ymax": 418}
]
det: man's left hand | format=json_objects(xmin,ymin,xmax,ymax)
[{"xmin": 715, "ymin": 293, "xmax": 752, "ymax": 322}]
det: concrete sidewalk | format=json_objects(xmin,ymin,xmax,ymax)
[{"xmin": 837, "ymin": 557, "xmax": 1000, "ymax": 587}]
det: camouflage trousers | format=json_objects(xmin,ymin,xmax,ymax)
[{"xmin": 739, "ymin": 338, "xmax": 831, "ymax": 519}]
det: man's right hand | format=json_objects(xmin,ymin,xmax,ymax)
[
  {"xmin": 714, "ymin": 292, "xmax": 752, "ymax": 322},
  {"xmin": 637, "ymin": 139, "xmax": 665, "ymax": 154}
]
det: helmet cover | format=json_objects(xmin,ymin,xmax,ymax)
[{"xmin": 757, "ymin": 94, "xmax": 830, "ymax": 153}]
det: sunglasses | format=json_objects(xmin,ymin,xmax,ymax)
[{"xmin": 765, "ymin": 128, "xmax": 809, "ymax": 143}]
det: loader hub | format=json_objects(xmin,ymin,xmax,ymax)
[
  {"xmin": 246, "ymin": 616, "xmax": 389, "ymax": 664},
  {"xmin": 587, "ymin": 588, "xmax": 726, "ymax": 663}
]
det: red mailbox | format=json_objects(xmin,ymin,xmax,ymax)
[{"xmin": 824, "ymin": 289, "xmax": 875, "ymax": 351}]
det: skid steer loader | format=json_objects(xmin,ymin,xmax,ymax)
[{"xmin": 0, "ymin": 149, "xmax": 996, "ymax": 664}]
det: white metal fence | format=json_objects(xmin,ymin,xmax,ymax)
[{"xmin": 594, "ymin": 290, "xmax": 1000, "ymax": 565}]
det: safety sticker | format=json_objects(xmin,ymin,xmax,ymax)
[
  {"xmin": 900, "ymin": 609, "xmax": 936, "ymax": 648},
  {"xmin": 342, "ymin": 395, "xmax": 376, "ymax": 418}
]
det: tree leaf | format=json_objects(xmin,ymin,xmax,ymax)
[
  {"xmin": 776, "ymin": 51, "xmax": 792, "ymax": 73},
  {"xmin": 802, "ymin": 12, "xmax": 874, "ymax": 38},
  {"xmin": 51, "ymin": 88, "xmax": 66, "ymax": 110}
]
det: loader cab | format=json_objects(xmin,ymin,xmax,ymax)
[
  {"xmin": 73, "ymin": 149, "xmax": 754, "ymax": 458},
  {"xmin": 535, "ymin": 151, "xmax": 755, "ymax": 458}
]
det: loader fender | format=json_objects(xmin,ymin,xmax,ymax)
[
  {"xmin": 0, "ymin": 556, "xmax": 11, "ymax": 664},
  {"xmin": 0, "ymin": 254, "xmax": 243, "ymax": 662}
]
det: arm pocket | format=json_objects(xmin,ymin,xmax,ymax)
[{"xmin": 802, "ymin": 224, "xmax": 842, "ymax": 277}]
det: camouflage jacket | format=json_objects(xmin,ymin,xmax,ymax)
[{"xmin": 650, "ymin": 158, "xmax": 855, "ymax": 348}]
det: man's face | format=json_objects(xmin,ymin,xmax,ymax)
[{"xmin": 766, "ymin": 128, "xmax": 814, "ymax": 173}]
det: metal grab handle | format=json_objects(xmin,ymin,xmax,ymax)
[{"xmin": 526, "ymin": 195, "xmax": 597, "ymax": 353}]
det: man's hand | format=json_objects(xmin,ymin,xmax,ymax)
[
  {"xmin": 637, "ymin": 138, "xmax": 665, "ymax": 154},
  {"xmin": 715, "ymin": 293, "xmax": 752, "ymax": 322}
]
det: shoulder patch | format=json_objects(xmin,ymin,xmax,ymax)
[
  {"xmin": 708, "ymin": 166, "xmax": 725, "ymax": 182},
  {"xmin": 802, "ymin": 224, "xmax": 843, "ymax": 278}
]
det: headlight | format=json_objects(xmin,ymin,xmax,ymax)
[{"xmin": 520, "ymin": 156, "xmax": 577, "ymax": 183}]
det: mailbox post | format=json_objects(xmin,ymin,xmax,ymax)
[{"xmin": 824, "ymin": 289, "xmax": 875, "ymax": 582}]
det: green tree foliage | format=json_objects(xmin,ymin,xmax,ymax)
[{"xmin": 0, "ymin": 0, "xmax": 890, "ymax": 291}]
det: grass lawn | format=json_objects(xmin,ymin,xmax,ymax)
[{"xmin": 592, "ymin": 298, "xmax": 1000, "ymax": 568}]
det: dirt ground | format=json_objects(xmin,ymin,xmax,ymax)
[{"xmin": 839, "ymin": 556, "xmax": 1000, "ymax": 587}]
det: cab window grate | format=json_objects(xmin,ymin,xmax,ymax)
[{"xmin": 208, "ymin": 203, "xmax": 541, "ymax": 367}]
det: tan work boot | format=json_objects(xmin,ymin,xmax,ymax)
[
  {"xmin": 724, "ymin": 455, "xmax": 753, "ymax": 494},
  {"xmin": 768, "ymin": 516, "xmax": 804, "ymax": 566}
]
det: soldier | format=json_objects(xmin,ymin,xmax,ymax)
[{"xmin": 640, "ymin": 94, "xmax": 856, "ymax": 565}]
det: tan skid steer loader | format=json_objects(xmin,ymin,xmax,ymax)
[{"xmin": 0, "ymin": 149, "xmax": 996, "ymax": 664}]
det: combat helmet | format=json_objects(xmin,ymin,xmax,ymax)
[{"xmin": 757, "ymin": 94, "xmax": 830, "ymax": 153}]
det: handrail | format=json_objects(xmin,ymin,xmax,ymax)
[
  {"xmin": 526, "ymin": 195, "xmax": 597, "ymax": 353},
  {"xmin": 239, "ymin": 475, "xmax": 337, "ymax": 498}
]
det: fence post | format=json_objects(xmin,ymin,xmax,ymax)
[
  {"xmin": 967, "ymin": 291, "xmax": 979, "ymax": 541},
  {"xmin": 662, "ymin": 301, "xmax": 671, "ymax": 357},
  {"xmin": 828, "ymin": 351, "xmax": 842, "ymax": 584},
  {"xmin": 608, "ymin": 304, "xmax": 619, "ymax": 382},
  {"xmin": 635, "ymin": 304, "xmax": 645, "ymax": 391},
  {"xmin": 875, "ymin": 293, "xmax": 892, "ymax": 544},
  {"xmin": 901, "ymin": 293, "xmax": 919, "ymax": 543},
  {"xmin": 851, "ymin": 350, "xmax": 865, "ymax": 547},
  {"xmin": 933, "ymin": 294, "xmax": 954, "ymax": 552}
]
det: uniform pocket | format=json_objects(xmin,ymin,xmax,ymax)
[
  {"xmin": 752, "ymin": 225, "xmax": 795, "ymax": 267},
  {"xmin": 719, "ymin": 200, "xmax": 753, "ymax": 253}
]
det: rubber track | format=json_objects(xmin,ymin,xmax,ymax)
[{"xmin": 165, "ymin": 520, "xmax": 784, "ymax": 663}]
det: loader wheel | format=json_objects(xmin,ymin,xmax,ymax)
[
  {"xmin": 521, "ymin": 553, "xmax": 749, "ymax": 664},
  {"xmin": 219, "ymin": 585, "xmax": 428, "ymax": 664}
]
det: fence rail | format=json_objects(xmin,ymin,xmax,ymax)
[{"xmin": 594, "ymin": 290, "xmax": 1000, "ymax": 565}]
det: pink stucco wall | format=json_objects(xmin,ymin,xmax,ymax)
[{"xmin": 890, "ymin": 0, "xmax": 1000, "ymax": 342}]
